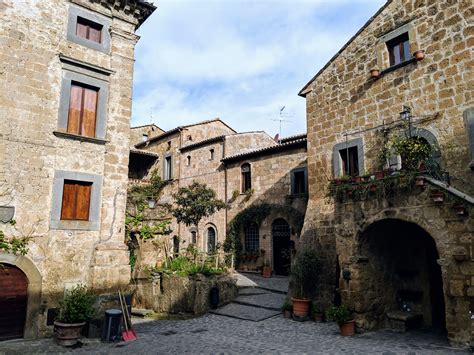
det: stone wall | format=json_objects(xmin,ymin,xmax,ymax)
[
  {"xmin": 0, "ymin": 0, "xmax": 152, "ymax": 338},
  {"xmin": 299, "ymin": 0, "xmax": 473, "ymax": 345}
]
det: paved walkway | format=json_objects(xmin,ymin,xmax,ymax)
[{"xmin": 0, "ymin": 274, "xmax": 469, "ymax": 354}]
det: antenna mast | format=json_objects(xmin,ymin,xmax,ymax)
[{"xmin": 271, "ymin": 106, "xmax": 293, "ymax": 142}]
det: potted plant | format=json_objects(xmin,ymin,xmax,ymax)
[
  {"xmin": 370, "ymin": 66, "xmax": 380, "ymax": 78},
  {"xmin": 262, "ymin": 259, "xmax": 272, "ymax": 278},
  {"xmin": 326, "ymin": 305, "xmax": 355, "ymax": 336},
  {"xmin": 312, "ymin": 304, "xmax": 324, "ymax": 322},
  {"xmin": 281, "ymin": 299, "xmax": 293, "ymax": 319},
  {"xmin": 452, "ymin": 203, "xmax": 466, "ymax": 216},
  {"xmin": 431, "ymin": 190, "xmax": 444, "ymax": 203},
  {"xmin": 413, "ymin": 49, "xmax": 425, "ymax": 61},
  {"xmin": 54, "ymin": 285, "xmax": 95, "ymax": 346},
  {"xmin": 290, "ymin": 249, "xmax": 319, "ymax": 318}
]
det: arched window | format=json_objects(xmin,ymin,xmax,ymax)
[
  {"xmin": 210, "ymin": 149, "xmax": 215, "ymax": 160},
  {"xmin": 241, "ymin": 163, "xmax": 251, "ymax": 192},
  {"xmin": 207, "ymin": 227, "xmax": 216, "ymax": 252},
  {"xmin": 173, "ymin": 236, "xmax": 180, "ymax": 256},
  {"xmin": 190, "ymin": 230, "xmax": 197, "ymax": 244},
  {"xmin": 186, "ymin": 155, "xmax": 191, "ymax": 166},
  {"xmin": 244, "ymin": 222, "xmax": 259, "ymax": 251}
]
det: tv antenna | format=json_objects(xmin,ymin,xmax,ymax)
[
  {"xmin": 271, "ymin": 106, "xmax": 293, "ymax": 142},
  {"xmin": 149, "ymin": 105, "xmax": 163, "ymax": 125}
]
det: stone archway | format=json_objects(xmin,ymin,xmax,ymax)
[
  {"xmin": 354, "ymin": 219, "xmax": 446, "ymax": 333},
  {"xmin": 0, "ymin": 253, "xmax": 42, "ymax": 339}
]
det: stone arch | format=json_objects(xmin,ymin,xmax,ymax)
[
  {"xmin": 409, "ymin": 127, "xmax": 442, "ymax": 163},
  {"xmin": 0, "ymin": 252, "xmax": 42, "ymax": 339},
  {"xmin": 204, "ymin": 223, "xmax": 217, "ymax": 252}
]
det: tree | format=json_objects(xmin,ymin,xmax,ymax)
[{"xmin": 172, "ymin": 182, "xmax": 226, "ymax": 242}]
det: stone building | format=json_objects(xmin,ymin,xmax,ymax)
[
  {"xmin": 298, "ymin": 0, "xmax": 473, "ymax": 345},
  {"xmin": 0, "ymin": 0, "xmax": 155, "ymax": 340},
  {"xmin": 128, "ymin": 120, "xmax": 307, "ymax": 276}
]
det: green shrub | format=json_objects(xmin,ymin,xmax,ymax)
[
  {"xmin": 326, "ymin": 305, "xmax": 353, "ymax": 324},
  {"xmin": 158, "ymin": 256, "xmax": 225, "ymax": 276},
  {"xmin": 57, "ymin": 285, "xmax": 95, "ymax": 323},
  {"xmin": 290, "ymin": 248, "xmax": 319, "ymax": 298},
  {"xmin": 281, "ymin": 299, "xmax": 293, "ymax": 312}
]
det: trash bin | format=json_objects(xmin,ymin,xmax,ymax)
[
  {"xmin": 101, "ymin": 309, "xmax": 122, "ymax": 342},
  {"xmin": 210, "ymin": 286, "xmax": 219, "ymax": 309}
]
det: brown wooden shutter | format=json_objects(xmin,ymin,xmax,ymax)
[
  {"xmin": 76, "ymin": 22, "xmax": 88, "ymax": 39},
  {"xmin": 61, "ymin": 181, "xmax": 77, "ymax": 220},
  {"xmin": 75, "ymin": 182, "xmax": 91, "ymax": 220},
  {"xmin": 88, "ymin": 26, "xmax": 101, "ymax": 43},
  {"xmin": 82, "ymin": 88, "xmax": 98, "ymax": 137},
  {"xmin": 67, "ymin": 85, "xmax": 83, "ymax": 135}
]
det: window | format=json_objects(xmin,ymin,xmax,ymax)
[
  {"xmin": 167, "ymin": 141, "xmax": 171, "ymax": 150},
  {"xmin": 241, "ymin": 163, "xmax": 251, "ymax": 192},
  {"xmin": 244, "ymin": 222, "xmax": 259, "ymax": 251},
  {"xmin": 191, "ymin": 231, "xmax": 197, "ymax": 244},
  {"xmin": 340, "ymin": 146, "xmax": 359, "ymax": 176},
  {"xmin": 291, "ymin": 168, "xmax": 307, "ymax": 194},
  {"xmin": 60, "ymin": 180, "xmax": 92, "ymax": 221},
  {"xmin": 387, "ymin": 33, "xmax": 410, "ymax": 67},
  {"xmin": 332, "ymin": 138, "xmax": 364, "ymax": 178},
  {"xmin": 67, "ymin": 83, "xmax": 98, "ymax": 138},
  {"xmin": 173, "ymin": 236, "xmax": 180, "ymax": 256},
  {"xmin": 186, "ymin": 155, "xmax": 191, "ymax": 166},
  {"xmin": 207, "ymin": 227, "xmax": 216, "ymax": 252},
  {"xmin": 67, "ymin": 6, "xmax": 110, "ymax": 53},
  {"xmin": 164, "ymin": 155, "xmax": 172, "ymax": 180},
  {"xmin": 142, "ymin": 134, "xmax": 148, "ymax": 142},
  {"xmin": 187, "ymin": 135, "xmax": 192, "ymax": 141},
  {"xmin": 76, "ymin": 17, "xmax": 102, "ymax": 43},
  {"xmin": 50, "ymin": 170, "xmax": 102, "ymax": 230},
  {"xmin": 210, "ymin": 149, "xmax": 215, "ymax": 160}
]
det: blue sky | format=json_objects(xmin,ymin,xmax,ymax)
[{"xmin": 132, "ymin": 0, "xmax": 386, "ymax": 138}]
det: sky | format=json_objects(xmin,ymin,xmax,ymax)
[{"xmin": 131, "ymin": 0, "xmax": 386, "ymax": 138}]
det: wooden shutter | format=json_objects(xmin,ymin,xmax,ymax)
[
  {"xmin": 60, "ymin": 180, "xmax": 92, "ymax": 221},
  {"xmin": 82, "ymin": 88, "xmax": 98, "ymax": 137},
  {"xmin": 88, "ymin": 26, "xmax": 101, "ymax": 43},
  {"xmin": 76, "ymin": 21, "xmax": 88, "ymax": 39},
  {"xmin": 67, "ymin": 85, "xmax": 83, "ymax": 135}
]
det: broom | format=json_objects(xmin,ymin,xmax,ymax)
[{"xmin": 119, "ymin": 290, "xmax": 137, "ymax": 341}]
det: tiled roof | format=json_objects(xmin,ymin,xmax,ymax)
[
  {"xmin": 180, "ymin": 135, "xmax": 226, "ymax": 152},
  {"xmin": 129, "ymin": 148, "xmax": 159, "ymax": 158},
  {"xmin": 222, "ymin": 137, "xmax": 307, "ymax": 164},
  {"xmin": 279, "ymin": 133, "xmax": 307, "ymax": 144}
]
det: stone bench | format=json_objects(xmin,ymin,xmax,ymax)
[{"xmin": 386, "ymin": 311, "xmax": 423, "ymax": 332}]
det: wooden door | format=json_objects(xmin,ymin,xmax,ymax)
[
  {"xmin": 272, "ymin": 219, "xmax": 291, "ymax": 276},
  {"xmin": 0, "ymin": 265, "xmax": 28, "ymax": 341}
]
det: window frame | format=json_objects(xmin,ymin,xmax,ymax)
[
  {"xmin": 209, "ymin": 148, "xmax": 215, "ymax": 160},
  {"xmin": 290, "ymin": 167, "xmax": 308, "ymax": 195},
  {"xmin": 164, "ymin": 154, "xmax": 172, "ymax": 180},
  {"xmin": 386, "ymin": 32, "xmax": 411, "ymax": 67},
  {"xmin": 60, "ymin": 180, "xmax": 93, "ymax": 221},
  {"xmin": 50, "ymin": 170, "xmax": 102, "ymax": 231},
  {"xmin": 207, "ymin": 227, "xmax": 217, "ymax": 253},
  {"xmin": 332, "ymin": 138, "xmax": 364, "ymax": 178},
  {"xmin": 57, "ymin": 64, "xmax": 109, "ymax": 141},
  {"xmin": 67, "ymin": 5, "xmax": 111, "ymax": 53},
  {"xmin": 241, "ymin": 163, "xmax": 252, "ymax": 193},
  {"xmin": 244, "ymin": 222, "xmax": 259, "ymax": 252}
]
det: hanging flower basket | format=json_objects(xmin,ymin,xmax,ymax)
[
  {"xmin": 370, "ymin": 67, "xmax": 380, "ymax": 79},
  {"xmin": 413, "ymin": 50, "xmax": 425, "ymax": 61}
]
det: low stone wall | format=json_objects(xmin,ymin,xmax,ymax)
[{"xmin": 133, "ymin": 272, "xmax": 238, "ymax": 315}]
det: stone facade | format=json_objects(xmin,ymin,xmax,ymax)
[
  {"xmin": 128, "ymin": 121, "xmax": 307, "ymax": 276},
  {"xmin": 0, "ymin": 0, "xmax": 154, "ymax": 339},
  {"xmin": 299, "ymin": 0, "xmax": 473, "ymax": 346}
]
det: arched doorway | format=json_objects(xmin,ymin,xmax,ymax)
[
  {"xmin": 207, "ymin": 227, "xmax": 216, "ymax": 253},
  {"xmin": 0, "ymin": 265, "xmax": 28, "ymax": 340},
  {"xmin": 272, "ymin": 218, "xmax": 291, "ymax": 276},
  {"xmin": 357, "ymin": 219, "xmax": 446, "ymax": 332}
]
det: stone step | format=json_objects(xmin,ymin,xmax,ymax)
[
  {"xmin": 233, "ymin": 292, "xmax": 285, "ymax": 311},
  {"xmin": 210, "ymin": 303, "xmax": 281, "ymax": 322},
  {"xmin": 131, "ymin": 308, "xmax": 154, "ymax": 317}
]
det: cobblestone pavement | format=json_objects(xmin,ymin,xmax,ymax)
[
  {"xmin": 0, "ymin": 314, "xmax": 469, "ymax": 354},
  {"xmin": 237, "ymin": 272, "xmax": 289, "ymax": 294}
]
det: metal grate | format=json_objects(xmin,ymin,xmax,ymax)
[{"xmin": 244, "ymin": 222, "xmax": 259, "ymax": 251}]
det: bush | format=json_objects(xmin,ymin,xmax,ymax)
[
  {"xmin": 281, "ymin": 299, "xmax": 293, "ymax": 312},
  {"xmin": 290, "ymin": 248, "xmax": 319, "ymax": 298},
  {"xmin": 57, "ymin": 285, "xmax": 95, "ymax": 323},
  {"xmin": 158, "ymin": 256, "xmax": 225, "ymax": 276},
  {"xmin": 326, "ymin": 305, "xmax": 353, "ymax": 324}
]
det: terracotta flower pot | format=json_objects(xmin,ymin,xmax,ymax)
[
  {"xmin": 291, "ymin": 297, "xmax": 311, "ymax": 317},
  {"xmin": 415, "ymin": 177, "xmax": 425, "ymax": 187},
  {"xmin": 313, "ymin": 313, "xmax": 324, "ymax": 322},
  {"xmin": 54, "ymin": 321, "xmax": 86, "ymax": 346},
  {"xmin": 370, "ymin": 68, "xmax": 380, "ymax": 78},
  {"xmin": 283, "ymin": 310, "xmax": 292, "ymax": 319},
  {"xmin": 431, "ymin": 191, "xmax": 444, "ymax": 203},
  {"xmin": 374, "ymin": 171, "xmax": 385, "ymax": 179},
  {"xmin": 262, "ymin": 266, "xmax": 272, "ymax": 278},
  {"xmin": 413, "ymin": 50, "xmax": 425, "ymax": 61},
  {"xmin": 338, "ymin": 320, "xmax": 355, "ymax": 336},
  {"xmin": 453, "ymin": 204, "xmax": 466, "ymax": 216}
]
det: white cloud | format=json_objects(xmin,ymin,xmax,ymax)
[{"xmin": 132, "ymin": 0, "xmax": 387, "ymax": 137}]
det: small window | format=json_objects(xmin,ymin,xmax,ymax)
[
  {"xmin": 173, "ymin": 236, "xmax": 180, "ymax": 256},
  {"xmin": 186, "ymin": 155, "xmax": 191, "ymax": 166},
  {"xmin": 67, "ymin": 82, "xmax": 99, "ymax": 137},
  {"xmin": 187, "ymin": 135, "xmax": 192, "ymax": 141},
  {"xmin": 291, "ymin": 168, "xmax": 307, "ymax": 194},
  {"xmin": 210, "ymin": 149, "xmax": 215, "ymax": 160},
  {"xmin": 340, "ymin": 146, "xmax": 359, "ymax": 176},
  {"xmin": 167, "ymin": 141, "xmax": 171, "ymax": 150},
  {"xmin": 241, "ymin": 163, "xmax": 251, "ymax": 192},
  {"xmin": 207, "ymin": 227, "xmax": 216, "ymax": 253},
  {"xmin": 164, "ymin": 156, "xmax": 172, "ymax": 180},
  {"xmin": 191, "ymin": 231, "xmax": 197, "ymax": 244},
  {"xmin": 76, "ymin": 17, "xmax": 102, "ymax": 43},
  {"xmin": 387, "ymin": 32, "xmax": 410, "ymax": 67},
  {"xmin": 61, "ymin": 180, "xmax": 92, "ymax": 221},
  {"xmin": 244, "ymin": 222, "xmax": 259, "ymax": 252},
  {"xmin": 142, "ymin": 133, "xmax": 148, "ymax": 142}
]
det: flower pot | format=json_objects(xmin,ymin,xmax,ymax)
[
  {"xmin": 283, "ymin": 310, "xmax": 292, "ymax": 319},
  {"xmin": 431, "ymin": 192, "xmax": 444, "ymax": 203},
  {"xmin": 313, "ymin": 313, "xmax": 324, "ymax": 322},
  {"xmin": 370, "ymin": 68, "xmax": 380, "ymax": 78},
  {"xmin": 413, "ymin": 50, "xmax": 425, "ymax": 61},
  {"xmin": 338, "ymin": 320, "xmax": 355, "ymax": 336},
  {"xmin": 54, "ymin": 321, "xmax": 86, "ymax": 346},
  {"xmin": 453, "ymin": 253, "xmax": 467, "ymax": 262},
  {"xmin": 291, "ymin": 297, "xmax": 311, "ymax": 317},
  {"xmin": 352, "ymin": 176, "xmax": 362, "ymax": 183},
  {"xmin": 453, "ymin": 204, "xmax": 466, "ymax": 216},
  {"xmin": 374, "ymin": 171, "xmax": 384, "ymax": 179},
  {"xmin": 415, "ymin": 177, "xmax": 425, "ymax": 187},
  {"xmin": 262, "ymin": 266, "xmax": 272, "ymax": 278}
]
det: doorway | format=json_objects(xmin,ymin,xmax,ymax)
[
  {"xmin": 0, "ymin": 265, "xmax": 28, "ymax": 340},
  {"xmin": 272, "ymin": 218, "xmax": 291, "ymax": 276}
]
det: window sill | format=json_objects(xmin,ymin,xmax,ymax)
[
  {"xmin": 380, "ymin": 58, "xmax": 416, "ymax": 76},
  {"xmin": 288, "ymin": 193, "xmax": 308, "ymax": 198},
  {"xmin": 53, "ymin": 131, "xmax": 108, "ymax": 145}
]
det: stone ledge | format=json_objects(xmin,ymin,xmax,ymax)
[{"xmin": 53, "ymin": 131, "xmax": 109, "ymax": 145}]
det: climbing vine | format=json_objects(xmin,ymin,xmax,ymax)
[{"xmin": 0, "ymin": 221, "xmax": 30, "ymax": 256}]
